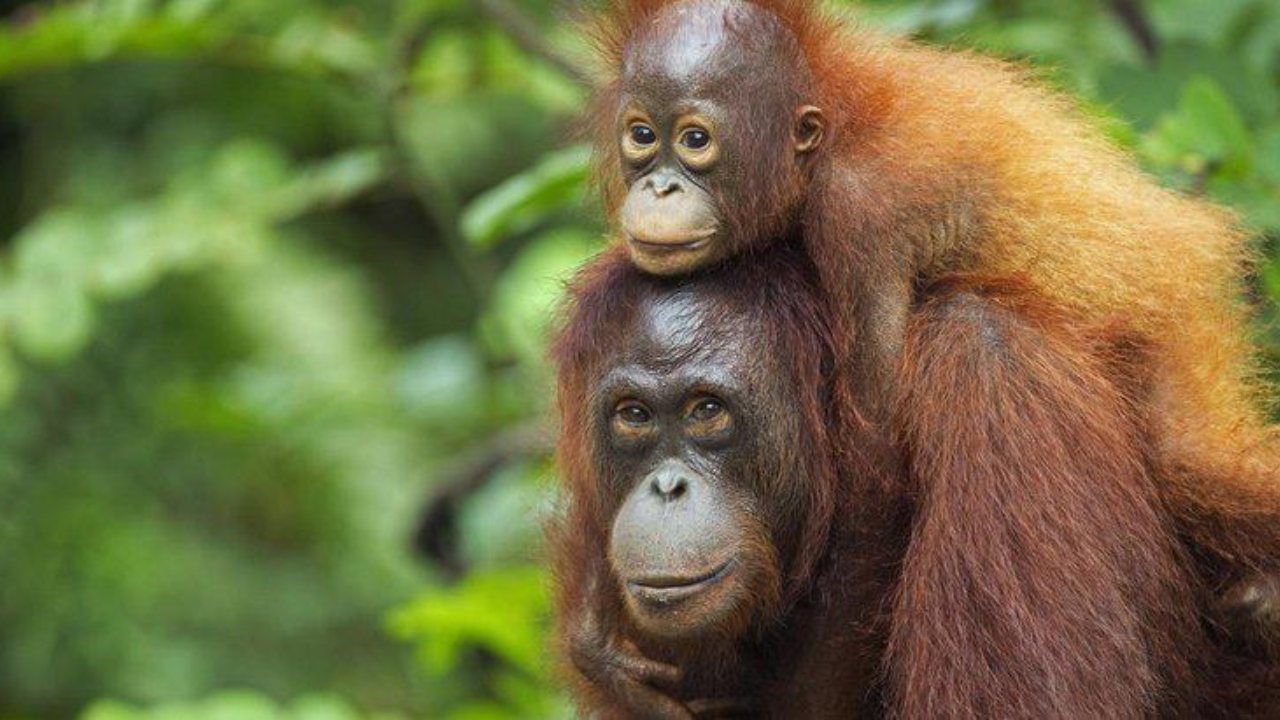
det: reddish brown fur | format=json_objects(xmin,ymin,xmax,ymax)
[
  {"xmin": 549, "ymin": 245, "xmax": 884, "ymax": 713},
  {"xmin": 550, "ymin": 243, "xmax": 849, "ymax": 614},
  {"xmin": 551, "ymin": 249, "xmax": 1280, "ymax": 716},
  {"xmin": 552, "ymin": 0, "xmax": 1280, "ymax": 715},
  {"xmin": 585, "ymin": 0, "xmax": 1280, "ymax": 574},
  {"xmin": 889, "ymin": 281, "xmax": 1204, "ymax": 717}
]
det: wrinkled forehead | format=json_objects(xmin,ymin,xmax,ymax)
[
  {"xmin": 620, "ymin": 286, "xmax": 754, "ymax": 371},
  {"xmin": 621, "ymin": 0, "xmax": 807, "ymax": 103}
]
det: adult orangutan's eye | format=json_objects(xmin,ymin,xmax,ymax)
[
  {"xmin": 689, "ymin": 397, "xmax": 724, "ymax": 421},
  {"xmin": 616, "ymin": 400, "xmax": 653, "ymax": 425},
  {"xmin": 685, "ymin": 395, "xmax": 732, "ymax": 440},
  {"xmin": 681, "ymin": 129, "xmax": 711, "ymax": 150},
  {"xmin": 630, "ymin": 124, "xmax": 657, "ymax": 146}
]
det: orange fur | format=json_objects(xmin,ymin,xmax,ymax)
[
  {"xmin": 550, "ymin": 253, "xmax": 1280, "ymax": 716},
  {"xmin": 890, "ymin": 281, "xmax": 1206, "ymax": 718},
  {"xmin": 585, "ymin": 0, "xmax": 1279, "ymax": 571}
]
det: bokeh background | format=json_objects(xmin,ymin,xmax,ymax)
[{"xmin": 0, "ymin": 0, "xmax": 1276, "ymax": 717}]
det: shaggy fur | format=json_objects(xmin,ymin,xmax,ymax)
[
  {"xmin": 551, "ymin": 249, "xmax": 1280, "ymax": 717},
  {"xmin": 889, "ymin": 281, "xmax": 1205, "ymax": 717},
  {"xmin": 550, "ymin": 246, "xmax": 889, "ymax": 715},
  {"xmin": 549, "ymin": 0, "xmax": 1280, "ymax": 716},
  {"xmin": 585, "ymin": 0, "xmax": 1280, "ymax": 572}
]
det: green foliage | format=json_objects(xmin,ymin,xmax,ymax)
[
  {"xmin": 2, "ymin": 142, "xmax": 387, "ymax": 371},
  {"xmin": 461, "ymin": 145, "xmax": 591, "ymax": 250},
  {"xmin": 483, "ymin": 228, "xmax": 599, "ymax": 369},
  {"xmin": 1145, "ymin": 77, "xmax": 1253, "ymax": 178},
  {"xmin": 0, "ymin": 0, "xmax": 585, "ymax": 715},
  {"xmin": 0, "ymin": 0, "xmax": 1275, "ymax": 717},
  {"xmin": 390, "ymin": 566, "xmax": 548, "ymax": 681},
  {"xmin": 388, "ymin": 566, "xmax": 568, "ymax": 720},
  {"xmin": 81, "ymin": 691, "xmax": 404, "ymax": 720}
]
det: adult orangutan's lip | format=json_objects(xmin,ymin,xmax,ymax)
[
  {"xmin": 626, "ymin": 229, "xmax": 716, "ymax": 252},
  {"xmin": 627, "ymin": 560, "xmax": 734, "ymax": 604}
]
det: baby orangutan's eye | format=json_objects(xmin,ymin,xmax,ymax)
[
  {"xmin": 629, "ymin": 124, "xmax": 658, "ymax": 146},
  {"xmin": 681, "ymin": 128, "xmax": 711, "ymax": 150}
]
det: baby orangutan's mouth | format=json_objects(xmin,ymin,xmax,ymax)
[{"xmin": 626, "ymin": 559, "xmax": 734, "ymax": 606}]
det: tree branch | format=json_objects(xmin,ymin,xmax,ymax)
[
  {"xmin": 380, "ymin": 21, "xmax": 498, "ymax": 303},
  {"xmin": 1109, "ymin": 0, "xmax": 1159, "ymax": 64},
  {"xmin": 476, "ymin": 0, "xmax": 592, "ymax": 86},
  {"xmin": 413, "ymin": 421, "xmax": 554, "ymax": 576}
]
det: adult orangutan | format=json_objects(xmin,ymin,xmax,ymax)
[
  {"xmin": 582, "ymin": 0, "xmax": 1280, "ymax": 661},
  {"xmin": 550, "ymin": 244, "xmax": 1279, "ymax": 717}
]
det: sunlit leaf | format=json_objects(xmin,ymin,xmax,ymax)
[
  {"xmin": 388, "ymin": 566, "xmax": 550, "ymax": 678},
  {"xmin": 0, "ymin": 141, "xmax": 386, "ymax": 375},
  {"xmin": 92, "ymin": 204, "xmax": 166, "ymax": 298},
  {"xmin": 1100, "ymin": 43, "xmax": 1278, "ymax": 129},
  {"xmin": 482, "ymin": 228, "xmax": 598, "ymax": 368},
  {"xmin": 165, "ymin": 0, "xmax": 223, "ymax": 22},
  {"xmin": 1207, "ymin": 178, "xmax": 1280, "ymax": 234},
  {"xmin": 0, "ymin": 345, "xmax": 18, "ymax": 406},
  {"xmin": 80, "ymin": 700, "xmax": 139, "ymax": 720},
  {"xmin": 461, "ymin": 146, "xmax": 590, "ymax": 248},
  {"xmin": 10, "ymin": 274, "xmax": 95, "ymax": 361},
  {"xmin": 275, "ymin": 148, "xmax": 390, "ymax": 218},
  {"xmin": 1149, "ymin": 0, "xmax": 1258, "ymax": 47},
  {"xmin": 79, "ymin": 691, "xmax": 390, "ymax": 720},
  {"xmin": 204, "ymin": 140, "xmax": 293, "ymax": 214},
  {"xmin": 1143, "ymin": 76, "xmax": 1253, "ymax": 178},
  {"xmin": 396, "ymin": 335, "xmax": 486, "ymax": 423},
  {"xmin": 289, "ymin": 694, "xmax": 363, "ymax": 720},
  {"xmin": 1258, "ymin": 126, "xmax": 1280, "ymax": 186},
  {"xmin": 412, "ymin": 30, "xmax": 479, "ymax": 98},
  {"xmin": 0, "ymin": 3, "xmax": 229, "ymax": 81},
  {"xmin": 396, "ymin": 94, "xmax": 558, "ymax": 200},
  {"xmin": 271, "ymin": 15, "xmax": 380, "ymax": 77},
  {"xmin": 456, "ymin": 462, "xmax": 550, "ymax": 568},
  {"xmin": 859, "ymin": 0, "xmax": 983, "ymax": 36},
  {"xmin": 12, "ymin": 210, "xmax": 99, "ymax": 282}
]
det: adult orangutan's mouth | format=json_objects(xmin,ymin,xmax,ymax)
[
  {"xmin": 626, "ymin": 560, "xmax": 734, "ymax": 605},
  {"xmin": 625, "ymin": 228, "xmax": 716, "ymax": 253}
]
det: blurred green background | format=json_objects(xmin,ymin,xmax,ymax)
[{"xmin": 0, "ymin": 0, "xmax": 1275, "ymax": 717}]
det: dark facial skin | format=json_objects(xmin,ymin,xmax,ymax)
[
  {"xmin": 617, "ymin": 0, "xmax": 824, "ymax": 275},
  {"xmin": 559, "ymin": 249, "xmax": 861, "ymax": 719},
  {"xmin": 594, "ymin": 286, "xmax": 797, "ymax": 641}
]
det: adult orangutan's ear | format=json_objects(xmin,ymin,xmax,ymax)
[{"xmin": 794, "ymin": 105, "xmax": 825, "ymax": 154}]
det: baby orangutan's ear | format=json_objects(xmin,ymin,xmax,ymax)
[{"xmin": 794, "ymin": 105, "xmax": 825, "ymax": 154}]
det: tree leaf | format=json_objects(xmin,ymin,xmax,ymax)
[
  {"xmin": 275, "ymin": 148, "xmax": 390, "ymax": 219},
  {"xmin": 460, "ymin": 146, "xmax": 590, "ymax": 249},
  {"xmin": 1257, "ymin": 125, "xmax": 1280, "ymax": 186},
  {"xmin": 482, "ymin": 227, "xmax": 598, "ymax": 367},
  {"xmin": 1143, "ymin": 75, "xmax": 1254, "ymax": 177},
  {"xmin": 0, "ymin": 344, "xmax": 18, "ymax": 407},
  {"xmin": 11, "ymin": 274, "xmax": 95, "ymax": 362}
]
